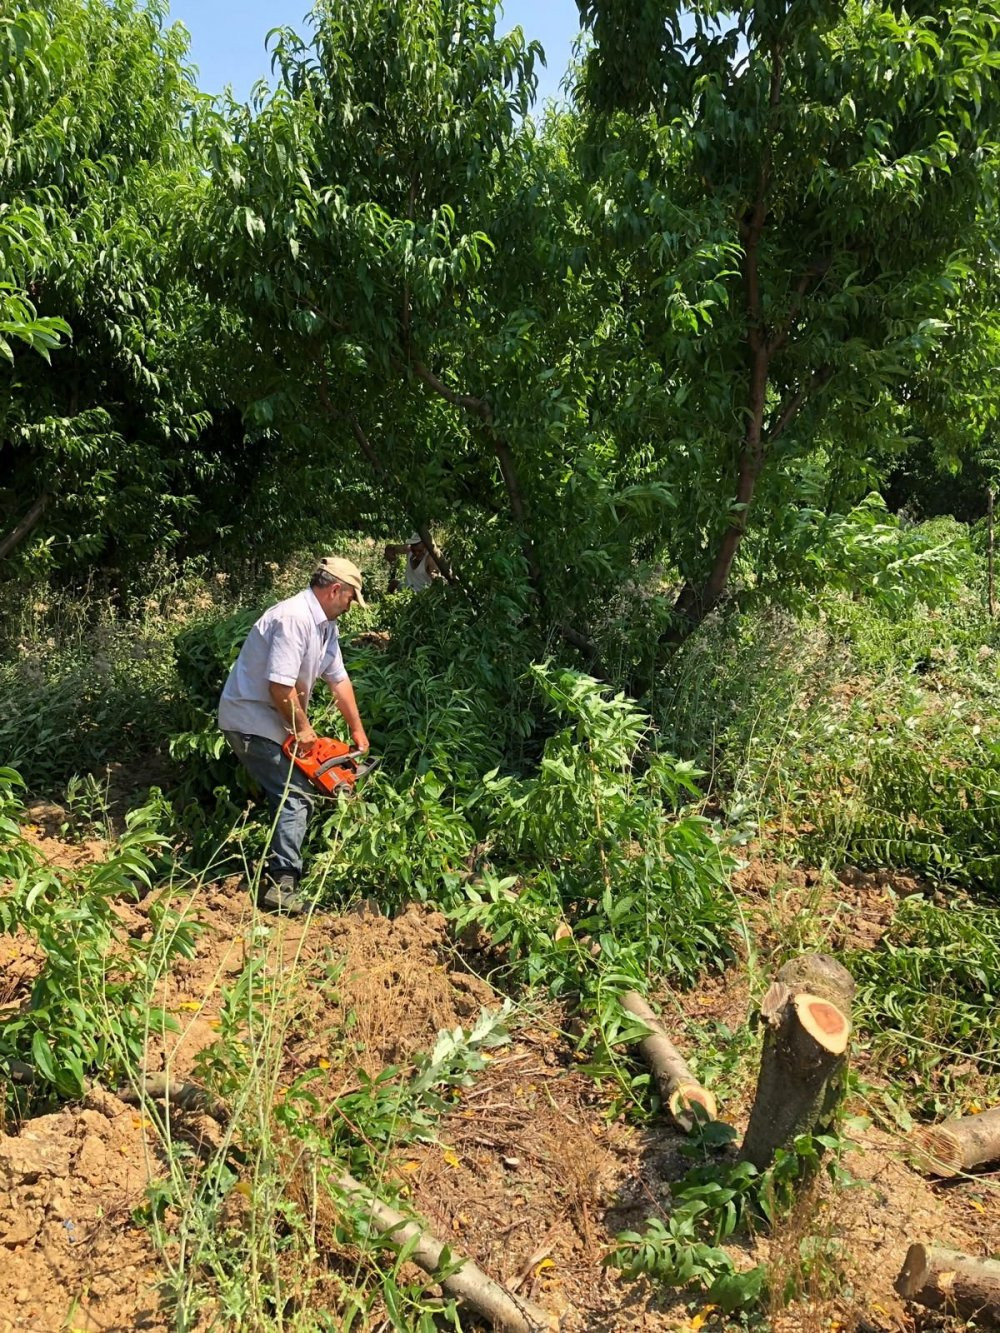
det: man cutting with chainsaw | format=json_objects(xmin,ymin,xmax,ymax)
[{"xmin": 218, "ymin": 555, "xmax": 370, "ymax": 914}]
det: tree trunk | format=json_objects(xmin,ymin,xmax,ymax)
[
  {"xmin": 0, "ymin": 493, "xmax": 49, "ymax": 564},
  {"xmin": 116, "ymin": 1076, "xmax": 229, "ymax": 1125},
  {"xmin": 741, "ymin": 954, "xmax": 854, "ymax": 1172},
  {"xmin": 621, "ymin": 991, "xmax": 717, "ymax": 1132},
  {"xmin": 895, "ymin": 1243, "xmax": 1000, "ymax": 1324},
  {"xmin": 669, "ymin": 364, "xmax": 834, "ymax": 637},
  {"xmin": 988, "ymin": 486, "xmax": 996, "ymax": 617},
  {"xmin": 671, "ymin": 335, "xmax": 769, "ymax": 631},
  {"xmin": 909, "ymin": 1105, "xmax": 1000, "ymax": 1178}
]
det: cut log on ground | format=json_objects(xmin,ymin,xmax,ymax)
[
  {"xmin": 741, "ymin": 953, "xmax": 855, "ymax": 1172},
  {"xmin": 337, "ymin": 1173, "xmax": 558, "ymax": 1331},
  {"xmin": 100, "ymin": 1076, "xmax": 556, "ymax": 1331},
  {"xmin": 115, "ymin": 1076, "xmax": 230, "ymax": 1125},
  {"xmin": 910, "ymin": 1105, "xmax": 1000, "ymax": 1178},
  {"xmin": 621, "ymin": 991, "xmax": 717, "ymax": 1132},
  {"xmin": 895, "ymin": 1243, "xmax": 1000, "ymax": 1324}
]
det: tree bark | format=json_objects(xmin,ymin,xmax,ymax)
[
  {"xmin": 621, "ymin": 991, "xmax": 717, "ymax": 1131},
  {"xmin": 671, "ymin": 219, "xmax": 769, "ymax": 630},
  {"xmin": 895, "ymin": 1243, "xmax": 1000, "ymax": 1324},
  {"xmin": 909, "ymin": 1105, "xmax": 1000, "ymax": 1178},
  {"xmin": 669, "ymin": 53, "xmax": 780, "ymax": 632},
  {"xmin": 337, "ymin": 1172, "xmax": 558, "ymax": 1331},
  {"xmin": 0, "ymin": 493, "xmax": 49, "ymax": 564},
  {"xmin": 670, "ymin": 363, "xmax": 833, "ymax": 634},
  {"xmin": 741, "ymin": 954, "xmax": 854, "ymax": 1172},
  {"xmin": 988, "ymin": 486, "xmax": 996, "ymax": 617}
]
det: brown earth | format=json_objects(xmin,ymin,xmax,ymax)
[
  {"xmin": 1, "ymin": 853, "xmax": 998, "ymax": 1331},
  {"xmin": 0, "ymin": 1098, "xmax": 167, "ymax": 1333}
]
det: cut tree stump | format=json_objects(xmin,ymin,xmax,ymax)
[
  {"xmin": 741, "ymin": 953, "xmax": 855, "ymax": 1172},
  {"xmin": 621, "ymin": 991, "xmax": 717, "ymax": 1132},
  {"xmin": 895, "ymin": 1243, "xmax": 1000, "ymax": 1324},
  {"xmin": 910, "ymin": 1105, "xmax": 1000, "ymax": 1178}
]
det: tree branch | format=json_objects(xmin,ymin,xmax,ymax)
[
  {"xmin": 314, "ymin": 362, "xmax": 466, "ymax": 594},
  {"xmin": 767, "ymin": 267, "xmax": 815, "ymax": 356},
  {"xmin": 401, "ymin": 172, "xmax": 418, "ymax": 350},
  {"xmin": 764, "ymin": 365, "xmax": 834, "ymax": 445},
  {"xmin": 409, "ymin": 357, "xmax": 539, "ymax": 572},
  {"xmin": 344, "ymin": 415, "xmax": 464, "ymax": 592},
  {"xmin": 410, "ymin": 357, "xmax": 493, "ymax": 422},
  {"xmin": 407, "ymin": 359, "xmax": 605, "ymax": 667},
  {"xmin": 0, "ymin": 493, "xmax": 49, "ymax": 564}
]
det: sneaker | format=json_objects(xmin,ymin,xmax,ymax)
[{"xmin": 258, "ymin": 874, "xmax": 310, "ymax": 916}]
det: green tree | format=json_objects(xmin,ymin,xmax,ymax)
[
  {"xmin": 188, "ymin": 0, "xmax": 678, "ymax": 655},
  {"xmin": 576, "ymin": 0, "xmax": 1000, "ymax": 632},
  {"xmin": 0, "ymin": 0, "xmax": 239, "ymax": 575}
]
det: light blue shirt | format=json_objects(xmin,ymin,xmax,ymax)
[{"xmin": 218, "ymin": 588, "xmax": 347, "ymax": 744}]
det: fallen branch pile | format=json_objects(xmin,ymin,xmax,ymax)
[{"xmin": 122, "ymin": 1076, "xmax": 558, "ymax": 1332}]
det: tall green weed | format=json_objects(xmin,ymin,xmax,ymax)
[
  {"xmin": 655, "ymin": 527, "xmax": 1000, "ymax": 890},
  {"xmin": 313, "ymin": 664, "xmax": 740, "ymax": 1010},
  {"xmin": 0, "ymin": 769, "xmax": 199, "ymax": 1107}
]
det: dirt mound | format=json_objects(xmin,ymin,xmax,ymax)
[
  {"xmin": 139, "ymin": 880, "xmax": 496, "ymax": 1084},
  {"xmin": 0, "ymin": 1094, "xmax": 166, "ymax": 1333},
  {"xmin": 18, "ymin": 809, "xmax": 107, "ymax": 872}
]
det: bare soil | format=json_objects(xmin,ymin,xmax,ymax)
[{"xmin": 1, "ymin": 851, "xmax": 998, "ymax": 1332}]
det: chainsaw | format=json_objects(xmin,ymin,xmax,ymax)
[{"xmin": 281, "ymin": 735, "xmax": 381, "ymax": 798}]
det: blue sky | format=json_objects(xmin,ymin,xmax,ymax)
[{"xmin": 164, "ymin": 1, "xmax": 583, "ymax": 108}]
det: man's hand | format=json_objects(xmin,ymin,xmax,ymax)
[
  {"xmin": 350, "ymin": 726, "xmax": 370, "ymax": 754},
  {"xmin": 290, "ymin": 726, "xmax": 319, "ymax": 757},
  {"xmin": 331, "ymin": 677, "xmax": 368, "ymax": 755}
]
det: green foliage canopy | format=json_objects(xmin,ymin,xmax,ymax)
[
  {"xmin": 0, "ymin": 0, "xmax": 242, "ymax": 574},
  {"xmin": 576, "ymin": 0, "xmax": 1000, "ymax": 628}
]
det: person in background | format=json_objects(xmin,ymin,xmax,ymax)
[
  {"xmin": 384, "ymin": 532, "xmax": 441, "ymax": 593},
  {"xmin": 403, "ymin": 532, "xmax": 439, "ymax": 591},
  {"xmin": 218, "ymin": 556, "xmax": 369, "ymax": 914}
]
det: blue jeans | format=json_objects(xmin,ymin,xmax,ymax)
[{"xmin": 224, "ymin": 732, "xmax": 315, "ymax": 882}]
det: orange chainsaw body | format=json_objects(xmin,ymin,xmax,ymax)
[{"xmin": 281, "ymin": 736, "xmax": 378, "ymax": 797}]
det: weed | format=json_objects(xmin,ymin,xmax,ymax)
[
  {"xmin": 451, "ymin": 665, "xmax": 740, "ymax": 1004},
  {"xmin": 850, "ymin": 895, "xmax": 1000, "ymax": 1105},
  {"xmin": 0, "ymin": 777, "xmax": 199, "ymax": 1108},
  {"xmin": 654, "ymin": 545, "xmax": 1000, "ymax": 893},
  {"xmin": 60, "ymin": 771, "xmax": 113, "ymax": 840},
  {"xmin": 131, "ymin": 909, "xmax": 514, "ymax": 1330},
  {"xmin": 609, "ymin": 1129, "xmax": 849, "ymax": 1316}
]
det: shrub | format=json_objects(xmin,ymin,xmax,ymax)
[{"xmin": 454, "ymin": 665, "xmax": 739, "ymax": 996}]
